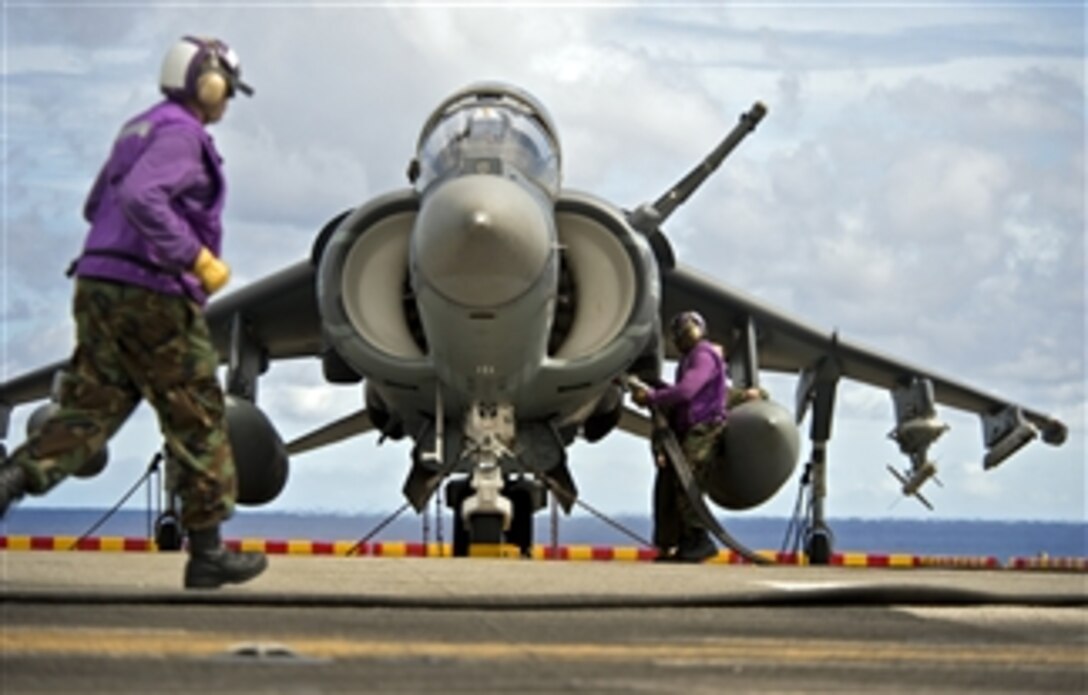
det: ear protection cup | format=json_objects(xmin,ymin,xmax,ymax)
[
  {"xmin": 194, "ymin": 51, "xmax": 229, "ymax": 107},
  {"xmin": 683, "ymin": 323, "xmax": 702, "ymax": 346},
  {"xmin": 196, "ymin": 67, "xmax": 229, "ymax": 107}
]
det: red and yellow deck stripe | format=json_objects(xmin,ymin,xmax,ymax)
[
  {"xmin": 1008, "ymin": 556, "xmax": 1088, "ymax": 571},
  {"xmin": 0, "ymin": 535, "xmax": 1081, "ymax": 570},
  {"xmin": 0, "ymin": 535, "xmax": 155, "ymax": 552}
]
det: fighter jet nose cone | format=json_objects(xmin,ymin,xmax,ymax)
[
  {"xmin": 469, "ymin": 210, "xmax": 491, "ymax": 231},
  {"xmin": 413, "ymin": 175, "xmax": 554, "ymax": 307}
]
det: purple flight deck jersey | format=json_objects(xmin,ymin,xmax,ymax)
[
  {"xmin": 648, "ymin": 340, "xmax": 727, "ymax": 435},
  {"xmin": 74, "ymin": 100, "xmax": 226, "ymax": 306}
]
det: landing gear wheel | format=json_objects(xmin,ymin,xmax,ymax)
[
  {"xmin": 468, "ymin": 513, "xmax": 504, "ymax": 546},
  {"xmin": 446, "ymin": 480, "xmax": 470, "ymax": 558},
  {"xmin": 450, "ymin": 517, "xmax": 467, "ymax": 561},
  {"xmin": 506, "ymin": 486, "xmax": 534, "ymax": 558},
  {"xmin": 806, "ymin": 527, "xmax": 833, "ymax": 565},
  {"xmin": 154, "ymin": 512, "xmax": 183, "ymax": 552}
]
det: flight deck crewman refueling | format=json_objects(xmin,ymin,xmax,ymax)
[
  {"xmin": 632, "ymin": 312, "xmax": 768, "ymax": 562},
  {"xmin": 631, "ymin": 311, "xmax": 726, "ymax": 562},
  {"xmin": 0, "ymin": 36, "xmax": 265, "ymax": 589}
]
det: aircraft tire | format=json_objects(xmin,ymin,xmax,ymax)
[
  {"xmin": 469, "ymin": 513, "xmax": 504, "ymax": 546},
  {"xmin": 447, "ymin": 482, "xmax": 470, "ymax": 557},
  {"xmin": 806, "ymin": 528, "xmax": 832, "ymax": 565},
  {"xmin": 506, "ymin": 487, "xmax": 534, "ymax": 558},
  {"xmin": 453, "ymin": 520, "xmax": 469, "ymax": 557},
  {"xmin": 155, "ymin": 513, "xmax": 183, "ymax": 552}
]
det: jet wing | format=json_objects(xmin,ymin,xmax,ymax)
[
  {"xmin": 660, "ymin": 263, "xmax": 1067, "ymax": 445},
  {"xmin": 203, "ymin": 260, "xmax": 321, "ymax": 360},
  {"xmin": 0, "ymin": 259, "xmax": 321, "ymax": 411}
]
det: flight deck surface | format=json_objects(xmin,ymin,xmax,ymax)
[{"xmin": 2, "ymin": 552, "xmax": 1085, "ymax": 693}]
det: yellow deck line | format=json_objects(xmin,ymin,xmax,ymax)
[{"xmin": 2, "ymin": 628, "xmax": 1083, "ymax": 666}]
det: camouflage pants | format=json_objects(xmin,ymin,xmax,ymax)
[
  {"xmin": 651, "ymin": 420, "xmax": 725, "ymax": 550},
  {"xmin": 11, "ymin": 278, "xmax": 236, "ymax": 530}
]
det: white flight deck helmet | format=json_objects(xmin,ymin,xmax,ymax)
[{"xmin": 159, "ymin": 36, "xmax": 253, "ymax": 108}]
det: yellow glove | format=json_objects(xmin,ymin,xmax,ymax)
[{"xmin": 192, "ymin": 247, "xmax": 231, "ymax": 295}]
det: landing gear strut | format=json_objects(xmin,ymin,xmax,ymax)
[
  {"xmin": 793, "ymin": 355, "xmax": 840, "ymax": 565},
  {"xmin": 446, "ymin": 477, "xmax": 544, "ymax": 557},
  {"xmin": 154, "ymin": 470, "xmax": 184, "ymax": 552}
]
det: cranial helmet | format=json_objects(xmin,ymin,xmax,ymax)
[
  {"xmin": 669, "ymin": 310, "xmax": 707, "ymax": 350},
  {"xmin": 159, "ymin": 36, "xmax": 253, "ymax": 107}
]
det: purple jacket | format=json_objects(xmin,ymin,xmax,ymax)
[
  {"xmin": 648, "ymin": 340, "xmax": 728, "ymax": 434},
  {"xmin": 73, "ymin": 100, "xmax": 226, "ymax": 306}
]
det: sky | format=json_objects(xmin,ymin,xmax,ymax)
[{"xmin": 1, "ymin": 1, "xmax": 1084, "ymax": 526}]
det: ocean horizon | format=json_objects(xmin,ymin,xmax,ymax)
[{"xmin": 2, "ymin": 507, "xmax": 1085, "ymax": 559}]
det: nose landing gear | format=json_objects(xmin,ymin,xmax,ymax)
[{"xmin": 446, "ymin": 476, "xmax": 545, "ymax": 557}]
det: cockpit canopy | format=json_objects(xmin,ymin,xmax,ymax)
[{"xmin": 414, "ymin": 83, "xmax": 561, "ymax": 198}]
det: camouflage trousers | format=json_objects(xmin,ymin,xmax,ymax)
[
  {"xmin": 11, "ymin": 278, "xmax": 236, "ymax": 530},
  {"xmin": 651, "ymin": 420, "xmax": 725, "ymax": 550}
]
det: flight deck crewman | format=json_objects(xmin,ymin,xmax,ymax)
[
  {"xmin": 631, "ymin": 311, "xmax": 763, "ymax": 562},
  {"xmin": 631, "ymin": 312, "xmax": 725, "ymax": 562},
  {"xmin": 0, "ymin": 36, "xmax": 266, "ymax": 589}
]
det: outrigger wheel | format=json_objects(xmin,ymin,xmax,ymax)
[
  {"xmin": 154, "ymin": 511, "xmax": 183, "ymax": 552},
  {"xmin": 806, "ymin": 524, "xmax": 833, "ymax": 565}
]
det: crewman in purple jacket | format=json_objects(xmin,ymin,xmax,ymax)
[
  {"xmin": 0, "ymin": 36, "xmax": 266, "ymax": 589},
  {"xmin": 632, "ymin": 311, "xmax": 727, "ymax": 562}
]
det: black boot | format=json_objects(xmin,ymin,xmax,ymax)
[
  {"xmin": 653, "ymin": 546, "xmax": 679, "ymax": 563},
  {"xmin": 675, "ymin": 527, "xmax": 718, "ymax": 563},
  {"xmin": 184, "ymin": 526, "xmax": 267, "ymax": 589},
  {"xmin": 0, "ymin": 464, "xmax": 27, "ymax": 519}
]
